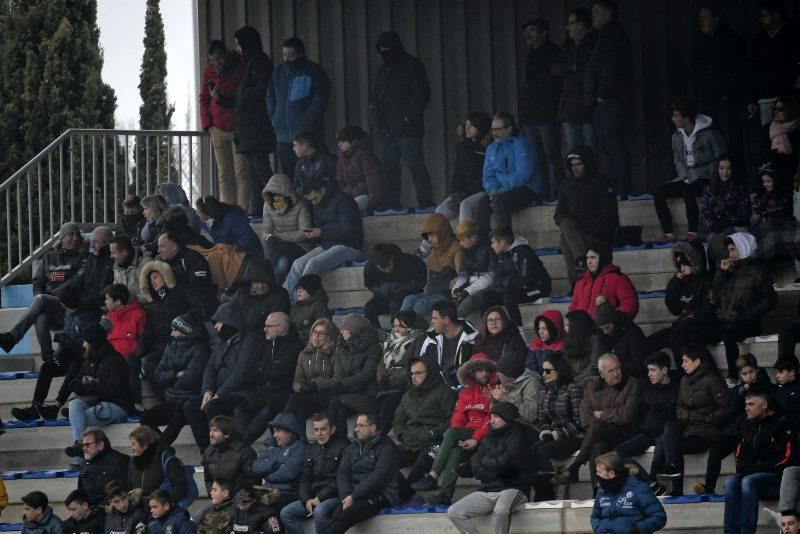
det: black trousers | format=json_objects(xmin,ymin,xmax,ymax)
[
  {"xmin": 33, "ymin": 354, "xmax": 80, "ymax": 406},
  {"xmin": 482, "ymin": 187, "xmax": 537, "ymax": 232},
  {"xmin": 284, "ymin": 391, "xmax": 327, "ymax": 427},
  {"xmin": 140, "ymin": 400, "xmax": 189, "ymax": 446},
  {"xmin": 530, "ymin": 437, "xmax": 583, "ymax": 501},
  {"xmin": 328, "ymin": 495, "xmax": 388, "ymax": 534},
  {"xmin": 183, "ymin": 394, "xmax": 242, "ymax": 451},
  {"xmin": 654, "ymin": 179, "xmax": 707, "ymax": 234},
  {"xmin": 571, "ymin": 422, "xmax": 633, "ymax": 485},
  {"xmin": 364, "ymin": 295, "xmax": 405, "ymax": 328},
  {"xmin": 703, "ymin": 434, "xmax": 739, "ymax": 492},
  {"xmin": 779, "ymin": 319, "xmax": 800, "ymax": 359}
]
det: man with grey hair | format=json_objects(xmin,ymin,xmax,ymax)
[
  {"xmin": 73, "ymin": 226, "xmax": 115, "ymax": 309},
  {"xmin": 552, "ymin": 353, "xmax": 641, "ymax": 488}
]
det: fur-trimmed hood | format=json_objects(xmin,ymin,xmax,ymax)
[
  {"xmin": 138, "ymin": 260, "xmax": 177, "ymax": 302},
  {"xmin": 457, "ymin": 352, "xmax": 497, "ymax": 386},
  {"xmin": 671, "ymin": 240, "xmax": 707, "ymax": 274}
]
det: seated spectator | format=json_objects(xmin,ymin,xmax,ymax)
[
  {"xmin": 159, "ymin": 205, "xmax": 215, "ymax": 249},
  {"xmin": 451, "ymin": 219, "xmax": 494, "ymax": 318},
  {"xmin": 775, "ymin": 356, "xmax": 800, "ymax": 432},
  {"xmin": 530, "ymin": 353, "xmax": 583, "ymax": 501},
  {"xmin": 780, "ymin": 510, "xmax": 800, "ymax": 534},
  {"xmin": 285, "ymin": 318, "xmax": 340, "ymax": 423},
  {"xmin": 594, "ymin": 296, "xmax": 648, "ymax": 379},
  {"xmin": 614, "ymin": 352, "xmax": 678, "ymax": 496},
  {"xmin": 282, "ymin": 176, "xmax": 363, "ymax": 299},
  {"xmin": 145, "ymin": 489, "xmax": 195, "ymax": 534},
  {"xmin": 110, "ymin": 235, "xmax": 145, "ymax": 301},
  {"xmin": 201, "ymin": 416, "xmax": 257, "ymax": 496},
  {"xmin": 293, "ymin": 130, "xmax": 338, "ymax": 195},
  {"xmin": 648, "ymin": 348, "xmax": 726, "ymax": 496},
  {"xmin": 121, "ymin": 194, "xmax": 146, "ymax": 244},
  {"xmin": 447, "ymin": 402, "xmax": 532, "ymax": 534},
  {"xmin": 156, "ymin": 232, "xmax": 217, "ymax": 319},
  {"xmin": 401, "ymin": 213, "xmax": 461, "ymax": 315},
  {"xmin": 251, "ymin": 412, "xmax": 307, "ymax": 509},
  {"xmin": 766, "ymin": 95, "xmax": 800, "ymax": 182},
  {"xmin": 127, "ymin": 426, "xmax": 188, "ymax": 509},
  {"xmin": 562, "ymin": 310, "xmax": 603, "ymax": 386},
  {"xmin": 139, "ymin": 313, "xmax": 210, "ymax": 446},
  {"xmin": 10, "ymin": 288, "xmax": 99, "ymax": 421},
  {"xmin": 569, "ymin": 243, "xmax": 639, "ymax": 320},
  {"xmin": 363, "ymin": 243, "xmax": 426, "ymax": 328},
  {"xmin": 21, "ymin": 491, "xmax": 63, "ymax": 534},
  {"xmin": 222, "ymin": 257, "xmax": 290, "ymax": 333},
  {"xmin": 261, "ymin": 173, "xmax": 313, "ymax": 285},
  {"xmin": 104, "ymin": 481, "xmax": 147, "ymax": 534},
  {"xmin": 412, "ymin": 354, "xmax": 496, "ymax": 505},
  {"xmin": 418, "ymin": 300, "xmax": 477, "ymax": 389},
  {"xmin": 526, "ymin": 309, "xmax": 565, "ymax": 375},
  {"xmin": 289, "ymin": 274, "xmax": 331, "ymax": 344},
  {"xmin": 328, "ymin": 412, "xmax": 400, "ymax": 533},
  {"xmin": 326, "ymin": 314, "xmax": 381, "ymax": 434},
  {"xmin": 156, "ymin": 182, "xmax": 205, "ymax": 233},
  {"xmin": 590, "ymin": 452, "xmax": 667, "ymax": 534},
  {"xmin": 72, "ymin": 226, "xmax": 115, "ymax": 309},
  {"xmin": 491, "ymin": 351, "xmax": 541, "ymax": 426},
  {"xmin": 227, "ymin": 483, "xmax": 281, "ymax": 534},
  {"xmin": 195, "ymin": 480, "xmax": 233, "ymax": 534},
  {"xmin": 104, "ymin": 283, "xmax": 146, "ymax": 359},
  {"xmin": 0, "ymin": 222, "xmax": 86, "ymax": 358},
  {"xmin": 554, "ymin": 147, "xmax": 618, "ymax": 286},
  {"xmin": 66, "ymin": 323, "xmax": 133, "ymax": 467},
  {"xmin": 76, "ymin": 429, "xmax": 129, "ymax": 507},
  {"xmin": 140, "ymin": 194, "xmax": 170, "ymax": 252},
  {"xmin": 700, "ymin": 155, "xmax": 751, "ymax": 235},
  {"xmin": 393, "ymin": 356, "xmax": 456, "ymax": 487},
  {"xmin": 62, "ymin": 489, "xmax": 105, "ymax": 534},
  {"xmin": 724, "ymin": 391, "xmax": 791, "ymax": 534},
  {"xmin": 647, "ymin": 240, "xmax": 714, "ymax": 367},
  {"xmin": 335, "ymin": 125, "xmax": 385, "ymax": 212},
  {"xmin": 481, "ymin": 227, "xmax": 551, "ymax": 328},
  {"xmin": 552, "ymin": 354, "xmax": 641, "ymax": 489},
  {"xmin": 195, "ymin": 195, "xmax": 262, "ymax": 254},
  {"xmin": 280, "ymin": 413, "xmax": 349, "ymax": 534},
  {"xmin": 473, "ymin": 306, "xmax": 528, "ymax": 362},
  {"xmin": 655, "ymin": 101, "xmax": 726, "ymax": 242},
  {"xmin": 751, "ymin": 162, "xmax": 794, "ymax": 224}
]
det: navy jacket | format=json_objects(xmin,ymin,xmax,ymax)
[
  {"xmin": 312, "ymin": 188, "xmax": 363, "ymax": 250},
  {"xmin": 591, "ymin": 474, "xmax": 667, "ymax": 534},
  {"xmin": 145, "ymin": 507, "xmax": 196, "ymax": 534},
  {"xmin": 204, "ymin": 204, "xmax": 262, "ymax": 254},
  {"xmin": 154, "ymin": 335, "xmax": 209, "ymax": 403},
  {"xmin": 336, "ymin": 432, "xmax": 400, "ymax": 505}
]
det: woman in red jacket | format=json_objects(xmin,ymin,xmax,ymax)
[
  {"xmin": 335, "ymin": 125, "xmax": 386, "ymax": 211},
  {"xmin": 569, "ymin": 243, "xmax": 639, "ymax": 320}
]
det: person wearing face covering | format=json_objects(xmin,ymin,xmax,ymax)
[
  {"xmin": 221, "ymin": 257, "xmax": 290, "ymax": 334},
  {"xmin": 568, "ymin": 242, "xmax": 639, "ymax": 321}
]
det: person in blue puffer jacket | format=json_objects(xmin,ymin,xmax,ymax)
[
  {"xmin": 195, "ymin": 195, "xmax": 262, "ymax": 254},
  {"xmin": 250, "ymin": 411, "xmax": 308, "ymax": 509},
  {"xmin": 591, "ymin": 452, "xmax": 667, "ymax": 534}
]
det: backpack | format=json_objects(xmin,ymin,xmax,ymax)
[{"xmin": 160, "ymin": 450, "xmax": 199, "ymax": 508}]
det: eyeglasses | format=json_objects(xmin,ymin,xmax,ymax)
[
  {"xmin": 311, "ymin": 330, "xmax": 329, "ymax": 337},
  {"xmin": 265, "ymin": 324, "xmax": 281, "ymax": 328},
  {"xmin": 81, "ymin": 441, "xmax": 99, "ymax": 448},
  {"xmin": 354, "ymin": 423, "xmax": 374, "ymax": 428},
  {"xmin": 542, "ymin": 368, "xmax": 555, "ymax": 374},
  {"xmin": 486, "ymin": 317, "xmax": 504, "ymax": 324}
]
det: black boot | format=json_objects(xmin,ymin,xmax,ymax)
[
  {"xmin": 11, "ymin": 404, "xmax": 41, "ymax": 421},
  {"xmin": 0, "ymin": 332, "xmax": 17, "ymax": 353}
]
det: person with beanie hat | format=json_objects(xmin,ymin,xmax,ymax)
[
  {"xmin": 569, "ymin": 243, "xmax": 639, "ymax": 320},
  {"xmin": 492, "ymin": 351, "xmax": 541, "ymax": 426},
  {"xmin": 595, "ymin": 295, "xmax": 648, "ymax": 381},
  {"xmin": 227, "ymin": 481, "xmax": 282, "ymax": 534},
  {"xmin": 290, "ymin": 273, "xmax": 331, "ymax": 344},
  {"xmin": 451, "ymin": 219, "xmax": 495, "ymax": 318},
  {"xmin": 447, "ymin": 400, "xmax": 532, "ymax": 534}
]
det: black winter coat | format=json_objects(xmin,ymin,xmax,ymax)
[
  {"xmin": 231, "ymin": 330, "xmax": 303, "ymax": 397},
  {"xmin": 473, "ymin": 327, "xmax": 529, "ymax": 364},
  {"xmin": 736, "ymin": 412, "xmax": 793, "ymax": 475},
  {"xmin": 363, "ymin": 251, "xmax": 426, "ymax": 302},
  {"xmin": 312, "ymin": 188, "xmax": 363, "ymax": 250},
  {"xmin": 584, "ymin": 19, "xmax": 633, "ymax": 106},
  {"xmin": 600, "ymin": 314, "xmax": 648, "ymax": 380},
  {"xmin": 638, "ymin": 380, "xmax": 679, "ymax": 439},
  {"xmin": 695, "ymin": 24, "xmax": 744, "ymax": 105},
  {"xmin": 333, "ymin": 335, "xmax": 382, "ymax": 398},
  {"xmin": 676, "ymin": 363, "xmax": 728, "ymax": 441},
  {"xmin": 490, "ymin": 243, "xmax": 551, "ymax": 298},
  {"xmin": 664, "ymin": 272, "xmax": 714, "ymax": 322},
  {"xmin": 105, "ymin": 506, "xmax": 147, "ymax": 534},
  {"xmin": 552, "ymin": 31, "xmax": 598, "ymax": 123},
  {"xmin": 164, "ymin": 248, "xmax": 217, "ymax": 319},
  {"xmin": 721, "ymin": 367, "xmax": 776, "ymax": 436},
  {"xmin": 74, "ymin": 247, "xmax": 114, "ymax": 308},
  {"xmin": 137, "ymin": 285, "xmax": 192, "ymax": 357},
  {"xmin": 127, "ymin": 444, "xmax": 188, "ymax": 506},
  {"xmin": 712, "ymin": 259, "xmax": 776, "ymax": 324},
  {"xmin": 202, "ymin": 438, "xmax": 257, "ymax": 494},
  {"xmin": 298, "ymin": 433, "xmax": 350, "ymax": 503},
  {"xmin": 154, "ymin": 336, "xmax": 209, "ymax": 403},
  {"xmin": 72, "ymin": 342, "xmax": 134, "ymax": 412},
  {"xmin": 227, "ymin": 501, "xmax": 279, "ymax": 534},
  {"xmin": 235, "ymin": 52, "xmax": 276, "ymax": 154},
  {"xmin": 520, "ymin": 40, "xmax": 562, "ymax": 123},
  {"xmin": 203, "ymin": 332, "xmax": 245, "ymax": 397},
  {"xmin": 79, "ymin": 447, "xmax": 130, "ymax": 506},
  {"xmin": 33, "ymin": 245, "xmax": 85, "ymax": 296},
  {"xmin": 337, "ymin": 432, "xmax": 400, "ymax": 505},
  {"xmin": 290, "ymin": 288, "xmax": 331, "ymax": 344},
  {"xmin": 393, "ymin": 358, "xmax": 456, "ymax": 451},
  {"xmin": 62, "ymin": 508, "xmax": 105, "ymax": 534},
  {"xmin": 293, "ymin": 151, "xmax": 338, "ymax": 194},
  {"xmin": 449, "ymin": 137, "xmax": 489, "ymax": 197},
  {"xmin": 470, "ymin": 421, "xmax": 532, "ymax": 494},
  {"xmin": 224, "ymin": 259, "xmax": 291, "ymax": 333}
]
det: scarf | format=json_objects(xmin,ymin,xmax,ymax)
[
  {"xmin": 337, "ymin": 325, "xmax": 379, "ymax": 354},
  {"xmin": 597, "ymin": 474, "xmax": 627, "ymax": 493},
  {"xmin": 770, "ymin": 119, "xmax": 798, "ymax": 154},
  {"xmin": 382, "ymin": 328, "xmax": 426, "ymax": 368}
]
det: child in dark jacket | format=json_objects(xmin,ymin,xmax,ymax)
[
  {"xmin": 145, "ymin": 490, "xmax": 195, "ymax": 534},
  {"xmin": 104, "ymin": 481, "xmax": 147, "ymax": 534},
  {"xmin": 452, "ymin": 219, "xmax": 495, "ymax": 318}
]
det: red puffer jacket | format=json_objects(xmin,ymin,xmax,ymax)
[
  {"xmin": 569, "ymin": 263, "xmax": 639, "ymax": 320},
  {"xmin": 199, "ymin": 58, "xmax": 245, "ymax": 132},
  {"xmin": 107, "ymin": 300, "xmax": 147, "ymax": 358},
  {"xmin": 451, "ymin": 353, "xmax": 497, "ymax": 442}
]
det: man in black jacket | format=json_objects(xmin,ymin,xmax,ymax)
[
  {"xmin": 363, "ymin": 243, "xmax": 427, "ymax": 327},
  {"xmin": 202, "ymin": 415, "xmax": 257, "ymax": 495},
  {"xmin": 291, "ymin": 129, "xmax": 338, "ymax": 195},
  {"xmin": 0, "ymin": 222, "xmax": 86, "ymax": 358},
  {"xmin": 62, "ymin": 489, "xmax": 105, "ymax": 534},
  {"xmin": 157, "ymin": 232, "xmax": 217, "ymax": 319},
  {"xmin": 73, "ymin": 226, "xmax": 114, "ymax": 309},
  {"xmin": 76, "ymin": 429, "xmax": 129, "ymax": 506},
  {"xmin": 280, "ymin": 413, "xmax": 350, "ymax": 534},
  {"xmin": 223, "ymin": 257, "xmax": 290, "ymax": 333},
  {"xmin": 447, "ymin": 402, "xmax": 531, "ymax": 534},
  {"xmin": 370, "ymin": 30, "xmax": 434, "ymax": 209}
]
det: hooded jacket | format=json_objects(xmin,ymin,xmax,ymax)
[
  {"xmin": 337, "ymin": 430, "xmax": 400, "ymax": 505},
  {"xmin": 393, "ymin": 356, "xmax": 456, "ymax": 451},
  {"xmin": 665, "ymin": 241, "xmax": 714, "ymax": 322},
  {"xmin": 552, "ymin": 30, "xmax": 598, "ymax": 123},
  {"xmin": 136, "ymin": 261, "xmax": 193, "ymax": 357},
  {"xmin": 232, "ymin": 26, "xmax": 276, "ymax": 154},
  {"xmin": 336, "ymin": 140, "xmax": 385, "ymax": 209},
  {"xmin": 418, "ymin": 319, "xmax": 477, "ymax": 388},
  {"xmin": 712, "ymin": 232, "xmax": 776, "ymax": 324},
  {"xmin": 251, "ymin": 412, "xmax": 308, "ymax": 492},
  {"xmin": 453, "ymin": 240, "xmax": 494, "ymax": 297},
  {"xmin": 599, "ymin": 311, "xmax": 648, "ymax": 380},
  {"xmin": 449, "ymin": 133, "xmax": 491, "ymax": 197},
  {"xmin": 482, "ymin": 129, "xmax": 538, "ymax": 195},
  {"xmin": 154, "ymin": 321, "xmax": 210, "ymax": 403},
  {"xmin": 145, "ymin": 507, "xmax": 195, "ymax": 534},
  {"xmin": 473, "ymin": 323, "xmax": 528, "ymax": 363},
  {"xmin": 311, "ymin": 187, "xmax": 363, "ymax": 250},
  {"xmin": 22, "ymin": 506, "xmax": 63, "ymax": 534},
  {"xmin": 202, "ymin": 437, "xmax": 257, "ymax": 494},
  {"xmin": 107, "ymin": 300, "xmax": 146, "ymax": 358},
  {"xmin": 298, "ymin": 431, "xmax": 350, "ymax": 503},
  {"xmin": 62, "ymin": 508, "xmax": 105, "ymax": 534},
  {"xmin": 267, "ymin": 56, "xmax": 331, "ymax": 143},
  {"xmin": 113, "ymin": 248, "xmax": 145, "ymax": 302},
  {"xmin": 261, "ymin": 173, "xmax": 313, "ymax": 247},
  {"xmin": 224, "ymin": 258, "xmax": 290, "ymax": 333},
  {"xmin": 591, "ymin": 471, "xmax": 667, "ymax": 534},
  {"xmin": 370, "ymin": 31, "xmax": 430, "ymax": 139},
  {"xmin": 490, "ymin": 235, "xmax": 551, "ymax": 299},
  {"xmin": 290, "ymin": 287, "xmax": 331, "ymax": 343},
  {"xmin": 202, "ymin": 304, "xmax": 245, "ymax": 397},
  {"xmin": 700, "ymin": 178, "xmax": 751, "ymax": 233},
  {"xmin": 526, "ymin": 310, "xmax": 566, "ymax": 374},
  {"xmin": 584, "ymin": 19, "xmax": 632, "ymax": 105},
  {"xmin": 127, "ymin": 443, "xmax": 188, "ymax": 505},
  {"xmin": 676, "ymin": 362, "xmax": 729, "ymax": 441},
  {"xmin": 156, "ymin": 183, "xmax": 204, "ymax": 233},
  {"xmin": 580, "ymin": 374, "xmax": 641, "ymax": 431},
  {"xmin": 293, "ymin": 344, "xmax": 337, "ymax": 395},
  {"xmin": 72, "ymin": 340, "xmax": 134, "ymax": 413},
  {"xmin": 203, "ymin": 203, "xmax": 261, "ymax": 254},
  {"xmin": 363, "ymin": 245, "xmax": 427, "ymax": 301},
  {"xmin": 470, "ymin": 420, "xmax": 532, "ymax": 494},
  {"xmin": 294, "ymin": 150, "xmax": 338, "ymax": 195},
  {"xmin": 418, "ymin": 213, "xmax": 461, "ymax": 295},
  {"xmin": 451, "ymin": 354, "xmax": 497, "ymax": 442},
  {"xmin": 79, "ymin": 445, "xmax": 130, "ymax": 506},
  {"xmin": 200, "ymin": 52, "xmax": 244, "ymax": 133},
  {"xmin": 520, "ymin": 38, "xmax": 562, "ymax": 124},
  {"xmin": 333, "ymin": 325, "xmax": 382, "ymax": 397},
  {"xmin": 536, "ymin": 379, "xmax": 584, "ymax": 440},
  {"xmin": 569, "ymin": 246, "xmax": 639, "ymax": 320},
  {"xmin": 736, "ymin": 411, "xmax": 793, "ymax": 475},
  {"xmin": 669, "ymin": 114, "xmax": 726, "ymax": 184},
  {"xmin": 33, "ymin": 243, "xmax": 86, "ymax": 296}
]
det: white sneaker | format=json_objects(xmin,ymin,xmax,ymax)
[{"xmin": 763, "ymin": 507, "xmax": 780, "ymax": 527}]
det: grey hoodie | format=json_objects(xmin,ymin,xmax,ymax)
[
  {"xmin": 669, "ymin": 114, "xmax": 726, "ymax": 184},
  {"xmin": 156, "ymin": 182, "xmax": 203, "ymax": 232}
]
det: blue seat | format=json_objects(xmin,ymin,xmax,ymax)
[
  {"xmin": 534, "ymin": 247, "xmax": 561, "ymax": 256},
  {"xmin": 664, "ymin": 495, "xmax": 703, "ymax": 504},
  {"xmin": 64, "ymin": 469, "xmax": 81, "ymax": 478},
  {"xmin": 540, "ymin": 199, "xmax": 559, "ymax": 206},
  {"xmin": 0, "ymin": 372, "xmax": 23, "ymax": 380},
  {"xmin": 332, "ymin": 306, "xmax": 365, "ymax": 316},
  {"xmin": 549, "ymin": 295, "xmax": 573, "ymax": 304},
  {"xmin": 414, "ymin": 206, "xmax": 436, "ymax": 214},
  {"xmin": 628, "ymin": 193, "xmax": 654, "ymax": 201},
  {"xmin": 708, "ymin": 494, "xmax": 726, "ymax": 503},
  {"xmin": 0, "ymin": 523, "xmax": 23, "ymax": 532},
  {"xmin": 127, "ymin": 415, "xmax": 141, "ymax": 424},
  {"xmin": 638, "ymin": 290, "xmax": 666, "ymax": 299},
  {"xmin": 385, "ymin": 505, "xmax": 431, "ymax": 515},
  {"xmin": 1, "ymin": 284, "xmax": 34, "ymax": 308},
  {"xmin": 248, "ymin": 216, "xmax": 263, "ymax": 223},
  {"xmin": 431, "ymin": 504, "xmax": 450, "ymax": 513},
  {"xmin": 22, "ymin": 470, "xmax": 60, "ymax": 479},
  {"xmin": 5, "ymin": 419, "xmax": 39, "ymax": 428},
  {"xmin": 0, "ymin": 471, "xmax": 26, "ymax": 480},
  {"xmin": 649, "ymin": 241, "xmax": 674, "ymax": 250},
  {"xmin": 23, "ymin": 371, "xmax": 39, "ymax": 379},
  {"xmin": 43, "ymin": 418, "xmax": 70, "ymax": 427},
  {"xmin": 350, "ymin": 259, "xmax": 369, "ymax": 267},
  {"xmin": 374, "ymin": 208, "xmax": 410, "ymax": 216},
  {"xmin": 614, "ymin": 244, "xmax": 646, "ymax": 252}
]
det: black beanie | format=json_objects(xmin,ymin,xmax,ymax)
[
  {"xmin": 496, "ymin": 351, "xmax": 526, "ymax": 379},
  {"xmin": 490, "ymin": 401, "xmax": 519, "ymax": 423},
  {"xmin": 296, "ymin": 274, "xmax": 322, "ymax": 295},
  {"xmin": 81, "ymin": 323, "xmax": 108, "ymax": 348}
]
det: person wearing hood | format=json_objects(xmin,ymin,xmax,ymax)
[
  {"xmin": 145, "ymin": 490, "xmax": 196, "ymax": 534},
  {"xmin": 418, "ymin": 300, "xmax": 477, "ymax": 389},
  {"xmin": 656, "ymin": 102, "xmax": 727, "ymax": 242},
  {"xmin": 62, "ymin": 489, "xmax": 105, "ymax": 534},
  {"xmin": 526, "ymin": 309, "xmax": 565, "ymax": 375},
  {"xmin": 594, "ymin": 296, "xmax": 648, "ymax": 380},
  {"xmin": 481, "ymin": 227, "xmax": 551, "ymax": 328},
  {"xmin": 492, "ymin": 351, "xmax": 541, "ymax": 426},
  {"xmin": 590, "ymin": 452, "xmax": 667, "ymax": 534},
  {"xmin": 569, "ymin": 243, "xmax": 639, "ymax": 320},
  {"xmin": 121, "ymin": 194, "xmax": 147, "ymax": 244},
  {"xmin": 201, "ymin": 415, "xmax": 258, "ymax": 496},
  {"xmin": 401, "ymin": 213, "xmax": 462, "ymax": 315},
  {"xmin": 412, "ymin": 353, "xmax": 496, "ymax": 505},
  {"xmin": 127, "ymin": 426, "xmax": 189, "ymax": 510},
  {"xmin": 0, "ymin": 222, "xmax": 86, "ymax": 357},
  {"xmin": 289, "ymin": 273, "xmax": 330, "ymax": 344},
  {"xmin": 474, "ymin": 306, "xmax": 528, "ymax": 363},
  {"xmin": 140, "ymin": 313, "xmax": 210, "ymax": 446},
  {"xmin": 369, "ymin": 30, "xmax": 434, "ymax": 209},
  {"xmin": 285, "ymin": 318, "xmax": 340, "ymax": 423},
  {"xmin": 251, "ymin": 411, "xmax": 308, "ymax": 508},
  {"xmin": 232, "ymin": 26, "xmax": 276, "ymax": 215},
  {"xmin": 195, "ymin": 195, "xmax": 262, "ymax": 254},
  {"xmin": 363, "ymin": 243, "xmax": 427, "ymax": 328},
  {"xmin": 158, "ymin": 204, "xmax": 215, "ymax": 250},
  {"xmin": 104, "ymin": 283, "xmax": 146, "ymax": 359},
  {"xmin": 261, "ymin": 172, "xmax": 314, "ymax": 285},
  {"xmin": 222, "ymin": 257, "xmax": 290, "ymax": 333},
  {"xmin": 447, "ymin": 402, "xmax": 533, "ymax": 534},
  {"xmin": 21, "ymin": 491, "xmax": 63, "ymax": 534},
  {"xmin": 267, "ymin": 36, "xmax": 331, "ymax": 179},
  {"xmin": 66, "ymin": 322, "xmax": 133, "ymax": 466},
  {"xmin": 76, "ymin": 428, "xmax": 130, "ymax": 507},
  {"xmin": 282, "ymin": 176, "xmax": 364, "ymax": 301},
  {"xmin": 155, "ymin": 182, "xmax": 205, "ymax": 233},
  {"xmin": 104, "ymin": 481, "xmax": 148, "ymax": 534},
  {"xmin": 110, "ymin": 235, "xmax": 145, "ymax": 302},
  {"xmin": 562, "ymin": 309, "xmax": 604, "ymax": 386},
  {"xmin": 451, "ymin": 219, "xmax": 495, "ymax": 318},
  {"xmin": 156, "ymin": 232, "xmax": 217, "ymax": 320},
  {"xmin": 335, "ymin": 124, "xmax": 386, "ymax": 211},
  {"xmin": 554, "ymin": 147, "xmax": 618, "ymax": 285},
  {"xmin": 70, "ymin": 226, "xmax": 115, "ymax": 309},
  {"xmin": 292, "ymin": 129, "xmax": 338, "ymax": 195}
]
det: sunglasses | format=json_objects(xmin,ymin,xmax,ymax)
[{"xmin": 542, "ymin": 368, "xmax": 555, "ymax": 374}]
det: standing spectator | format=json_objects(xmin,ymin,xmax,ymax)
[
  {"xmin": 526, "ymin": 309, "xmax": 565, "ymax": 375},
  {"xmin": 335, "ymin": 125, "xmax": 386, "ymax": 212},
  {"xmin": 104, "ymin": 481, "xmax": 147, "ymax": 534},
  {"xmin": 446, "ymin": 402, "xmax": 532, "ymax": 534},
  {"xmin": 562, "ymin": 310, "xmax": 604, "ymax": 386},
  {"xmin": 418, "ymin": 300, "xmax": 478, "ymax": 389},
  {"xmin": 156, "ymin": 233, "xmax": 217, "ymax": 319},
  {"xmin": 222, "ymin": 258, "xmax": 290, "ymax": 334},
  {"xmin": 584, "ymin": 0, "xmax": 633, "ymax": 195},
  {"xmin": 201, "ymin": 415, "xmax": 258, "ymax": 495},
  {"xmin": 195, "ymin": 196, "xmax": 262, "ymax": 254},
  {"xmin": 127, "ymin": 426, "xmax": 188, "ymax": 508},
  {"xmin": 121, "ymin": 195, "xmax": 146, "ymax": 244},
  {"xmin": 569, "ymin": 243, "xmax": 639, "ymax": 321},
  {"xmin": 261, "ymin": 173, "xmax": 314, "ymax": 286},
  {"xmin": 284, "ymin": 318, "xmax": 340, "ymax": 423},
  {"xmin": 519, "ymin": 19, "xmax": 563, "ymax": 200},
  {"xmin": 62, "ymin": 489, "xmax": 105, "ymax": 534},
  {"xmin": 594, "ymin": 296, "xmax": 648, "ymax": 379},
  {"xmin": 233, "ymin": 26, "xmax": 275, "ymax": 215},
  {"xmin": 289, "ymin": 274, "xmax": 331, "ymax": 344},
  {"xmin": 451, "ymin": 219, "xmax": 495, "ymax": 318},
  {"xmin": 370, "ymin": 31, "xmax": 434, "ymax": 209},
  {"xmin": 363, "ymin": 243, "xmax": 426, "ymax": 328},
  {"xmin": 766, "ymin": 95, "xmax": 800, "ymax": 184},
  {"xmin": 267, "ymin": 37, "xmax": 331, "ymax": 178},
  {"xmin": 104, "ymin": 283, "xmax": 146, "ymax": 359},
  {"xmin": 21, "ymin": 492, "xmax": 63, "ymax": 534},
  {"xmin": 251, "ymin": 412, "xmax": 307, "ymax": 509},
  {"xmin": 473, "ymin": 306, "xmax": 528, "ymax": 363},
  {"xmin": 553, "ymin": 7, "xmax": 597, "ymax": 150},
  {"xmin": 110, "ymin": 236, "xmax": 145, "ymax": 301},
  {"xmin": 145, "ymin": 490, "xmax": 196, "ymax": 534},
  {"xmin": 700, "ymin": 155, "xmax": 751, "ymax": 261},
  {"xmin": 282, "ymin": 177, "xmax": 363, "ymax": 299},
  {"xmin": 200, "ymin": 40, "xmax": 248, "ymax": 209},
  {"xmin": 292, "ymin": 130, "xmax": 338, "ymax": 195},
  {"xmin": 655, "ymin": 102, "xmax": 727, "ymax": 243},
  {"xmin": 554, "ymin": 147, "xmax": 618, "ymax": 285},
  {"xmin": 491, "ymin": 351, "xmax": 541, "ymax": 427},
  {"xmin": 76, "ymin": 429, "xmax": 129, "ymax": 507}
]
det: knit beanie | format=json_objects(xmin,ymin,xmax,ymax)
[
  {"xmin": 296, "ymin": 274, "xmax": 322, "ymax": 295},
  {"xmin": 58, "ymin": 222, "xmax": 80, "ymax": 240},
  {"xmin": 455, "ymin": 219, "xmax": 480, "ymax": 239},
  {"xmin": 496, "ymin": 351, "xmax": 526, "ymax": 379},
  {"xmin": 594, "ymin": 295, "xmax": 615, "ymax": 327},
  {"xmin": 340, "ymin": 313, "xmax": 370, "ymax": 334},
  {"xmin": 171, "ymin": 313, "xmax": 201, "ymax": 337},
  {"xmin": 81, "ymin": 322, "xmax": 108, "ymax": 348},
  {"xmin": 490, "ymin": 401, "xmax": 519, "ymax": 423}
]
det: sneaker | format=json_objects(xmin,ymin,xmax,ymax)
[
  {"xmin": 133, "ymin": 403, "xmax": 145, "ymax": 414},
  {"xmin": 36, "ymin": 404, "xmax": 61, "ymax": 420},
  {"xmin": 660, "ymin": 233, "xmax": 676, "ymax": 244},
  {"xmin": 692, "ymin": 482, "xmax": 712, "ymax": 495},
  {"xmin": 0, "ymin": 332, "xmax": 17, "ymax": 353},
  {"xmin": 410, "ymin": 473, "xmax": 438, "ymax": 491},
  {"xmin": 684, "ymin": 232, "xmax": 698, "ymax": 241},
  {"xmin": 657, "ymin": 464, "xmax": 682, "ymax": 478},
  {"xmin": 651, "ymin": 482, "xmax": 669, "ymax": 496},
  {"xmin": 725, "ymin": 377, "xmax": 739, "ymax": 389},
  {"xmin": 11, "ymin": 405, "xmax": 41, "ymax": 421},
  {"xmin": 763, "ymin": 507, "xmax": 780, "ymax": 527},
  {"xmin": 64, "ymin": 440, "xmax": 83, "ymax": 458}
]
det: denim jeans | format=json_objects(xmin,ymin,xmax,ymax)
[
  {"xmin": 562, "ymin": 122, "xmax": 595, "ymax": 151},
  {"xmin": 265, "ymin": 241, "xmax": 307, "ymax": 286},
  {"xmin": 280, "ymin": 497, "xmax": 340, "ymax": 534},
  {"xmin": 68, "ymin": 399, "xmax": 127, "ymax": 462},
  {"xmin": 283, "ymin": 245, "xmax": 362, "ymax": 302},
  {"xmin": 377, "ymin": 136, "xmax": 434, "ymax": 207},
  {"xmin": 400, "ymin": 292, "xmax": 450, "ymax": 316},
  {"xmin": 522, "ymin": 122, "xmax": 562, "ymax": 199},
  {"xmin": 724, "ymin": 472, "xmax": 781, "ymax": 534},
  {"xmin": 592, "ymin": 99, "xmax": 631, "ymax": 195}
]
